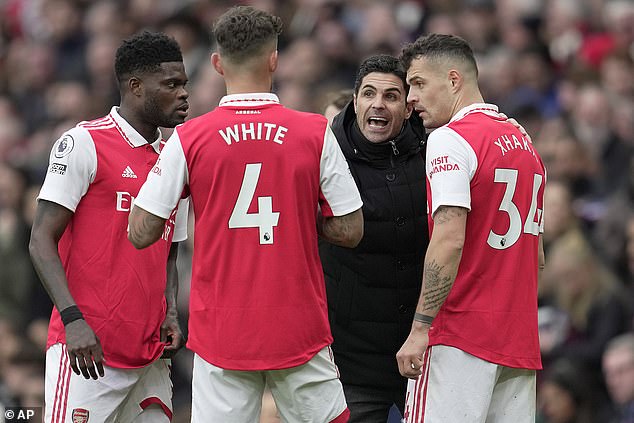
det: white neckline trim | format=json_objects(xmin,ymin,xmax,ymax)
[
  {"xmin": 219, "ymin": 93, "xmax": 280, "ymax": 107},
  {"xmin": 110, "ymin": 106, "xmax": 162, "ymax": 151},
  {"xmin": 450, "ymin": 103, "xmax": 499, "ymax": 123}
]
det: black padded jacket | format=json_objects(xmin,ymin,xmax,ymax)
[{"xmin": 319, "ymin": 101, "xmax": 430, "ymax": 392}]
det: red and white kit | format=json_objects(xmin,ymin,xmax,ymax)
[
  {"xmin": 406, "ymin": 103, "xmax": 545, "ymax": 423},
  {"xmin": 39, "ymin": 107, "xmax": 187, "ymax": 423},
  {"xmin": 134, "ymin": 93, "xmax": 362, "ymax": 422}
]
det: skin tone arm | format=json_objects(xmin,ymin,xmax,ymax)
[
  {"xmin": 130, "ymin": 203, "xmax": 364, "ymax": 249},
  {"xmin": 396, "ymin": 205, "xmax": 467, "ymax": 379},
  {"xmin": 318, "ymin": 208, "xmax": 364, "ymax": 248},
  {"xmin": 29, "ymin": 200, "xmax": 105, "ymax": 380},
  {"xmin": 128, "ymin": 205, "xmax": 166, "ymax": 249},
  {"xmin": 161, "ymin": 242, "xmax": 184, "ymax": 358}
]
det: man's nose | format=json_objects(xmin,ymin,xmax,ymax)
[{"xmin": 407, "ymin": 89, "xmax": 417, "ymax": 105}]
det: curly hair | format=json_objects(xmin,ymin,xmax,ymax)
[
  {"xmin": 114, "ymin": 31, "xmax": 183, "ymax": 83},
  {"xmin": 213, "ymin": 6, "xmax": 282, "ymax": 64},
  {"xmin": 353, "ymin": 54, "xmax": 407, "ymax": 96},
  {"xmin": 400, "ymin": 34, "xmax": 478, "ymax": 77}
]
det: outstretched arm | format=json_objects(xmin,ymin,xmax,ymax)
[
  {"xmin": 29, "ymin": 200, "xmax": 105, "ymax": 379},
  {"xmin": 128, "ymin": 205, "xmax": 166, "ymax": 249},
  {"xmin": 318, "ymin": 208, "xmax": 363, "ymax": 248},
  {"xmin": 396, "ymin": 205, "xmax": 467, "ymax": 378}
]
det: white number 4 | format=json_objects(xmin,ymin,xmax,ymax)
[
  {"xmin": 229, "ymin": 163, "xmax": 280, "ymax": 245},
  {"xmin": 487, "ymin": 168, "xmax": 543, "ymax": 250}
]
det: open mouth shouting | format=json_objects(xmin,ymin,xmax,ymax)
[{"xmin": 368, "ymin": 116, "xmax": 389, "ymax": 129}]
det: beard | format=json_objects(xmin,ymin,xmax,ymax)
[{"xmin": 144, "ymin": 96, "xmax": 180, "ymax": 129}]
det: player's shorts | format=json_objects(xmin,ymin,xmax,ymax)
[
  {"xmin": 404, "ymin": 345, "xmax": 536, "ymax": 423},
  {"xmin": 45, "ymin": 343, "xmax": 172, "ymax": 423},
  {"xmin": 191, "ymin": 345, "xmax": 350, "ymax": 423}
]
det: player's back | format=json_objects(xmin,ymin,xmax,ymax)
[
  {"xmin": 176, "ymin": 97, "xmax": 336, "ymax": 369},
  {"xmin": 429, "ymin": 108, "xmax": 545, "ymax": 370}
]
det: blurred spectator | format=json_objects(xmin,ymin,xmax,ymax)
[
  {"xmin": 541, "ymin": 228, "xmax": 631, "ymax": 371},
  {"xmin": 321, "ymin": 88, "xmax": 353, "ymax": 125},
  {"xmin": 601, "ymin": 333, "xmax": 634, "ymax": 423},
  {"xmin": 0, "ymin": 164, "xmax": 37, "ymax": 331},
  {"xmin": 537, "ymin": 358, "xmax": 602, "ymax": 423}
]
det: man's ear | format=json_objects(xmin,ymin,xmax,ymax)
[
  {"xmin": 448, "ymin": 69, "xmax": 462, "ymax": 93},
  {"xmin": 269, "ymin": 50, "xmax": 278, "ymax": 73},
  {"xmin": 128, "ymin": 76, "xmax": 142, "ymax": 97},
  {"xmin": 353, "ymin": 94, "xmax": 358, "ymax": 113},
  {"xmin": 211, "ymin": 52, "xmax": 224, "ymax": 76}
]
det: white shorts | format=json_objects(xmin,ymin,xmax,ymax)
[
  {"xmin": 45, "ymin": 343, "xmax": 172, "ymax": 423},
  {"xmin": 191, "ymin": 346, "xmax": 349, "ymax": 423},
  {"xmin": 404, "ymin": 345, "xmax": 536, "ymax": 423}
]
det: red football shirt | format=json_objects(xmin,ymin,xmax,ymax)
[
  {"xmin": 425, "ymin": 103, "xmax": 545, "ymax": 370},
  {"xmin": 134, "ymin": 93, "xmax": 362, "ymax": 370},
  {"xmin": 38, "ymin": 107, "xmax": 187, "ymax": 368}
]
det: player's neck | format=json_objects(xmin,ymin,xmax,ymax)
[
  {"xmin": 224, "ymin": 73, "xmax": 273, "ymax": 96},
  {"xmin": 451, "ymin": 88, "xmax": 485, "ymax": 119},
  {"xmin": 118, "ymin": 106, "xmax": 158, "ymax": 144}
]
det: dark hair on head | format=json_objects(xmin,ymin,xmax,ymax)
[
  {"xmin": 400, "ymin": 33, "xmax": 478, "ymax": 77},
  {"xmin": 354, "ymin": 54, "xmax": 407, "ymax": 95},
  {"xmin": 114, "ymin": 31, "xmax": 183, "ymax": 83},
  {"xmin": 213, "ymin": 6, "xmax": 282, "ymax": 64}
]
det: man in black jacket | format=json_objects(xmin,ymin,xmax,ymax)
[{"xmin": 320, "ymin": 54, "xmax": 429, "ymax": 422}]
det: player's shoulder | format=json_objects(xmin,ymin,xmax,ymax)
[
  {"xmin": 52, "ymin": 117, "xmax": 107, "ymax": 157},
  {"xmin": 176, "ymin": 108, "xmax": 222, "ymax": 133},
  {"xmin": 282, "ymin": 107, "xmax": 327, "ymax": 122},
  {"xmin": 427, "ymin": 125, "xmax": 461, "ymax": 145}
]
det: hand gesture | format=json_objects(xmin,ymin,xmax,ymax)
[
  {"xmin": 65, "ymin": 320, "xmax": 105, "ymax": 379},
  {"xmin": 160, "ymin": 311, "xmax": 184, "ymax": 359},
  {"xmin": 500, "ymin": 112, "xmax": 532, "ymax": 143},
  {"xmin": 396, "ymin": 329, "xmax": 429, "ymax": 379}
]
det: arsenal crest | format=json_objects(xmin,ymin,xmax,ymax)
[{"xmin": 72, "ymin": 408, "xmax": 89, "ymax": 423}]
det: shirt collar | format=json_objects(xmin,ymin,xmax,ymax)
[
  {"xmin": 219, "ymin": 93, "xmax": 280, "ymax": 107},
  {"xmin": 450, "ymin": 103, "xmax": 499, "ymax": 123},
  {"xmin": 110, "ymin": 106, "xmax": 163, "ymax": 153}
]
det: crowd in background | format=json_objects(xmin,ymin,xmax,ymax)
[{"xmin": 0, "ymin": 0, "xmax": 632, "ymax": 421}]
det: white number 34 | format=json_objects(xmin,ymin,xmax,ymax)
[
  {"xmin": 487, "ymin": 168, "xmax": 543, "ymax": 250},
  {"xmin": 229, "ymin": 163, "xmax": 280, "ymax": 245}
]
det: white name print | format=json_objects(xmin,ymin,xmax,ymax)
[
  {"xmin": 493, "ymin": 133, "xmax": 536, "ymax": 158},
  {"xmin": 219, "ymin": 122, "xmax": 288, "ymax": 145}
]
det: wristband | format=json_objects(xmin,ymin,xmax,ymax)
[
  {"xmin": 413, "ymin": 312, "xmax": 434, "ymax": 325},
  {"xmin": 60, "ymin": 305, "xmax": 84, "ymax": 326}
]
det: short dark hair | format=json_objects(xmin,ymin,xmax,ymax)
[
  {"xmin": 114, "ymin": 31, "xmax": 182, "ymax": 83},
  {"xmin": 213, "ymin": 6, "xmax": 282, "ymax": 63},
  {"xmin": 354, "ymin": 55, "xmax": 407, "ymax": 96},
  {"xmin": 400, "ymin": 34, "xmax": 478, "ymax": 77}
]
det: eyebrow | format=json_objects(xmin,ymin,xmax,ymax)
[
  {"xmin": 407, "ymin": 76, "xmax": 421, "ymax": 85},
  {"xmin": 361, "ymin": 84, "xmax": 403, "ymax": 94}
]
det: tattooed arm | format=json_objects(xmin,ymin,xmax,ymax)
[
  {"xmin": 128, "ymin": 205, "xmax": 166, "ymax": 249},
  {"xmin": 318, "ymin": 208, "xmax": 363, "ymax": 248},
  {"xmin": 396, "ymin": 205, "xmax": 467, "ymax": 378}
]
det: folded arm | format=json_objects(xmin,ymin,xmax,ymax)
[
  {"xmin": 128, "ymin": 205, "xmax": 166, "ymax": 249},
  {"xmin": 318, "ymin": 208, "xmax": 363, "ymax": 248}
]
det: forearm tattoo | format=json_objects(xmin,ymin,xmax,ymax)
[
  {"xmin": 129, "ymin": 212, "xmax": 165, "ymax": 247},
  {"xmin": 422, "ymin": 260, "xmax": 453, "ymax": 313},
  {"xmin": 433, "ymin": 206, "xmax": 467, "ymax": 225},
  {"xmin": 320, "ymin": 210, "xmax": 361, "ymax": 247}
]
